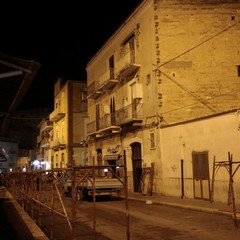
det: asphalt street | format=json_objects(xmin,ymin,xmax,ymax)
[{"xmin": 0, "ymin": 187, "xmax": 239, "ymax": 240}]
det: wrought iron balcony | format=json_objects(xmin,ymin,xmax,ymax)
[
  {"xmin": 40, "ymin": 120, "xmax": 53, "ymax": 133},
  {"xmin": 115, "ymin": 101, "xmax": 143, "ymax": 126},
  {"xmin": 40, "ymin": 136, "xmax": 51, "ymax": 148},
  {"xmin": 87, "ymin": 101, "xmax": 143, "ymax": 139},
  {"xmin": 98, "ymin": 114, "xmax": 121, "ymax": 134},
  {"xmin": 51, "ymin": 141, "xmax": 66, "ymax": 151},
  {"xmin": 87, "ymin": 120, "xmax": 96, "ymax": 135},
  {"xmin": 49, "ymin": 109, "xmax": 65, "ymax": 122},
  {"xmin": 87, "ymin": 80, "xmax": 102, "ymax": 99},
  {"xmin": 117, "ymin": 50, "xmax": 140, "ymax": 79},
  {"xmin": 98, "ymin": 68, "xmax": 118, "ymax": 91}
]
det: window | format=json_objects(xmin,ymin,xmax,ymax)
[
  {"xmin": 96, "ymin": 104, "xmax": 100, "ymax": 131},
  {"xmin": 109, "ymin": 55, "xmax": 115, "ymax": 79},
  {"xmin": 61, "ymin": 153, "xmax": 64, "ymax": 168},
  {"xmin": 55, "ymin": 154, "xmax": 58, "ymax": 168},
  {"xmin": 55, "ymin": 99, "xmax": 58, "ymax": 109},
  {"xmin": 122, "ymin": 33, "xmax": 136, "ymax": 63},
  {"xmin": 146, "ymin": 74, "xmax": 151, "ymax": 85},
  {"xmin": 150, "ymin": 132, "xmax": 155, "ymax": 149},
  {"xmin": 110, "ymin": 97, "xmax": 116, "ymax": 125}
]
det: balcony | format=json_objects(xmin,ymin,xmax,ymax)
[
  {"xmin": 51, "ymin": 141, "xmax": 66, "ymax": 151},
  {"xmin": 115, "ymin": 101, "xmax": 143, "ymax": 126},
  {"xmin": 87, "ymin": 80, "xmax": 102, "ymax": 99},
  {"xmin": 98, "ymin": 69, "xmax": 118, "ymax": 91},
  {"xmin": 98, "ymin": 114, "xmax": 121, "ymax": 135},
  {"xmin": 87, "ymin": 114, "xmax": 121, "ymax": 139},
  {"xmin": 117, "ymin": 50, "xmax": 140, "ymax": 79},
  {"xmin": 49, "ymin": 109, "xmax": 65, "ymax": 122},
  {"xmin": 87, "ymin": 102, "xmax": 143, "ymax": 139},
  {"xmin": 40, "ymin": 136, "xmax": 51, "ymax": 148},
  {"xmin": 40, "ymin": 120, "xmax": 53, "ymax": 133},
  {"xmin": 87, "ymin": 120, "xmax": 96, "ymax": 135}
]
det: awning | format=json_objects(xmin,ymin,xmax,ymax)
[{"xmin": 103, "ymin": 154, "xmax": 120, "ymax": 161}]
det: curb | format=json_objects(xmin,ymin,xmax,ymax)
[{"xmin": 128, "ymin": 196, "xmax": 240, "ymax": 218}]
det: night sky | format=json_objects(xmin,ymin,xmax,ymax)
[{"xmin": 1, "ymin": 1, "xmax": 142, "ymax": 110}]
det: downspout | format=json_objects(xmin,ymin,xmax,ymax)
[{"xmin": 181, "ymin": 159, "xmax": 184, "ymax": 198}]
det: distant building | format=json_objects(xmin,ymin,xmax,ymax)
[
  {"xmin": 36, "ymin": 117, "xmax": 53, "ymax": 170},
  {"xmin": 86, "ymin": 0, "xmax": 240, "ymax": 203},
  {"xmin": 46, "ymin": 78, "xmax": 88, "ymax": 169}
]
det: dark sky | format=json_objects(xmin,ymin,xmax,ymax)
[{"xmin": 1, "ymin": 1, "xmax": 142, "ymax": 111}]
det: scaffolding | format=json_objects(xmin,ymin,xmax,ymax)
[
  {"xmin": 1, "ymin": 150, "xmax": 130, "ymax": 240},
  {"xmin": 210, "ymin": 152, "xmax": 240, "ymax": 228}
]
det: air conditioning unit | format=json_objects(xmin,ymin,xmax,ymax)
[{"xmin": 133, "ymin": 83, "xmax": 143, "ymax": 99}]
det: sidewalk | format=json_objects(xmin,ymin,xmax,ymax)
[{"xmin": 127, "ymin": 192, "xmax": 240, "ymax": 218}]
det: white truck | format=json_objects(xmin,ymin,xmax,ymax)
[{"xmin": 62, "ymin": 168, "xmax": 124, "ymax": 200}]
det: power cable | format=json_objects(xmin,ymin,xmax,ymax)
[
  {"xmin": 153, "ymin": 22, "xmax": 237, "ymax": 71},
  {"xmin": 161, "ymin": 71, "xmax": 217, "ymax": 113}
]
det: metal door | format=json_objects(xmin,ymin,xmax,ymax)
[{"xmin": 192, "ymin": 151, "xmax": 210, "ymax": 200}]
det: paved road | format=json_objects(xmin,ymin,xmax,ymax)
[{"xmin": 37, "ymin": 196, "xmax": 239, "ymax": 240}]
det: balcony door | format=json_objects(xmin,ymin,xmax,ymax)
[
  {"xmin": 129, "ymin": 36, "xmax": 135, "ymax": 64},
  {"xmin": 122, "ymin": 33, "xmax": 136, "ymax": 64},
  {"xmin": 96, "ymin": 104, "xmax": 100, "ymax": 131},
  {"xmin": 109, "ymin": 55, "xmax": 114, "ymax": 79},
  {"xmin": 110, "ymin": 97, "xmax": 116, "ymax": 125}
]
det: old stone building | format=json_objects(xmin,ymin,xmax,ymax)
[
  {"xmin": 45, "ymin": 78, "xmax": 88, "ymax": 168},
  {"xmin": 86, "ymin": 0, "xmax": 240, "ymax": 203}
]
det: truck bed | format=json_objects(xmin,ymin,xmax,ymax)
[{"xmin": 63, "ymin": 176, "xmax": 124, "ymax": 199}]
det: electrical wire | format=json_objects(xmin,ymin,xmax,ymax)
[{"xmin": 153, "ymin": 22, "xmax": 237, "ymax": 71}]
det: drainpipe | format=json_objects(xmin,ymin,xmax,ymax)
[{"xmin": 181, "ymin": 159, "xmax": 184, "ymax": 198}]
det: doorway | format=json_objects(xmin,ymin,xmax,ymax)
[{"xmin": 130, "ymin": 142, "xmax": 142, "ymax": 192}]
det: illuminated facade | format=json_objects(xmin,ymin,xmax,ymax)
[
  {"xmin": 36, "ymin": 117, "xmax": 53, "ymax": 170},
  {"xmin": 86, "ymin": 0, "xmax": 240, "ymax": 203},
  {"xmin": 48, "ymin": 78, "xmax": 88, "ymax": 168}
]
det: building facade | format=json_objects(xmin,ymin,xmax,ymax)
[
  {"xmin": 86, "ymin": 0, "xmax": 240, "ymax": 203},
  {"xmin": 39, "ymin": 78, "xmax": 88, "ymax": 169},
  {"xmin": 36, "ymin": 117, "xmax": 53, "ymax": 170}
]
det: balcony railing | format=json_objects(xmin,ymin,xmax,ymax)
[
  {"xmin": 51, "ymin": 140, "xmax": 66, "ymax": 150},
  {"xmin": 87, "ymin": 50, "xmax": 140, "ymax": 99},
  {"xmin": 115, "ymin": 102, "xmax": 143, "ymax": 125},
  {"xmin": 117, "ymin": 50, "xmax": 140, "ymax": 78},
  {"xmin": 40, "ymin": 120, "xmax": 53, "ymax": 133},
  {"xmin": 87, "ymin": 101, "xmax": 143, "ymax": 136},
  {"xmin": 98, "ymin": 68, "xmax": 118, "ymax": 91},
  {"xmin": 87, "ymin": 120, "xmax": 96, "ymax": 135},
  {"xmin": 49, "ymin": 109, "xmax": 65, "ymax": 122},
  {"xmin": 40, "ymin": 136, "xmax": 51, "ymax": 148},
  {"xmin": 87, "ymin": 80, "xmax": 101, "ymax": 99}
]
